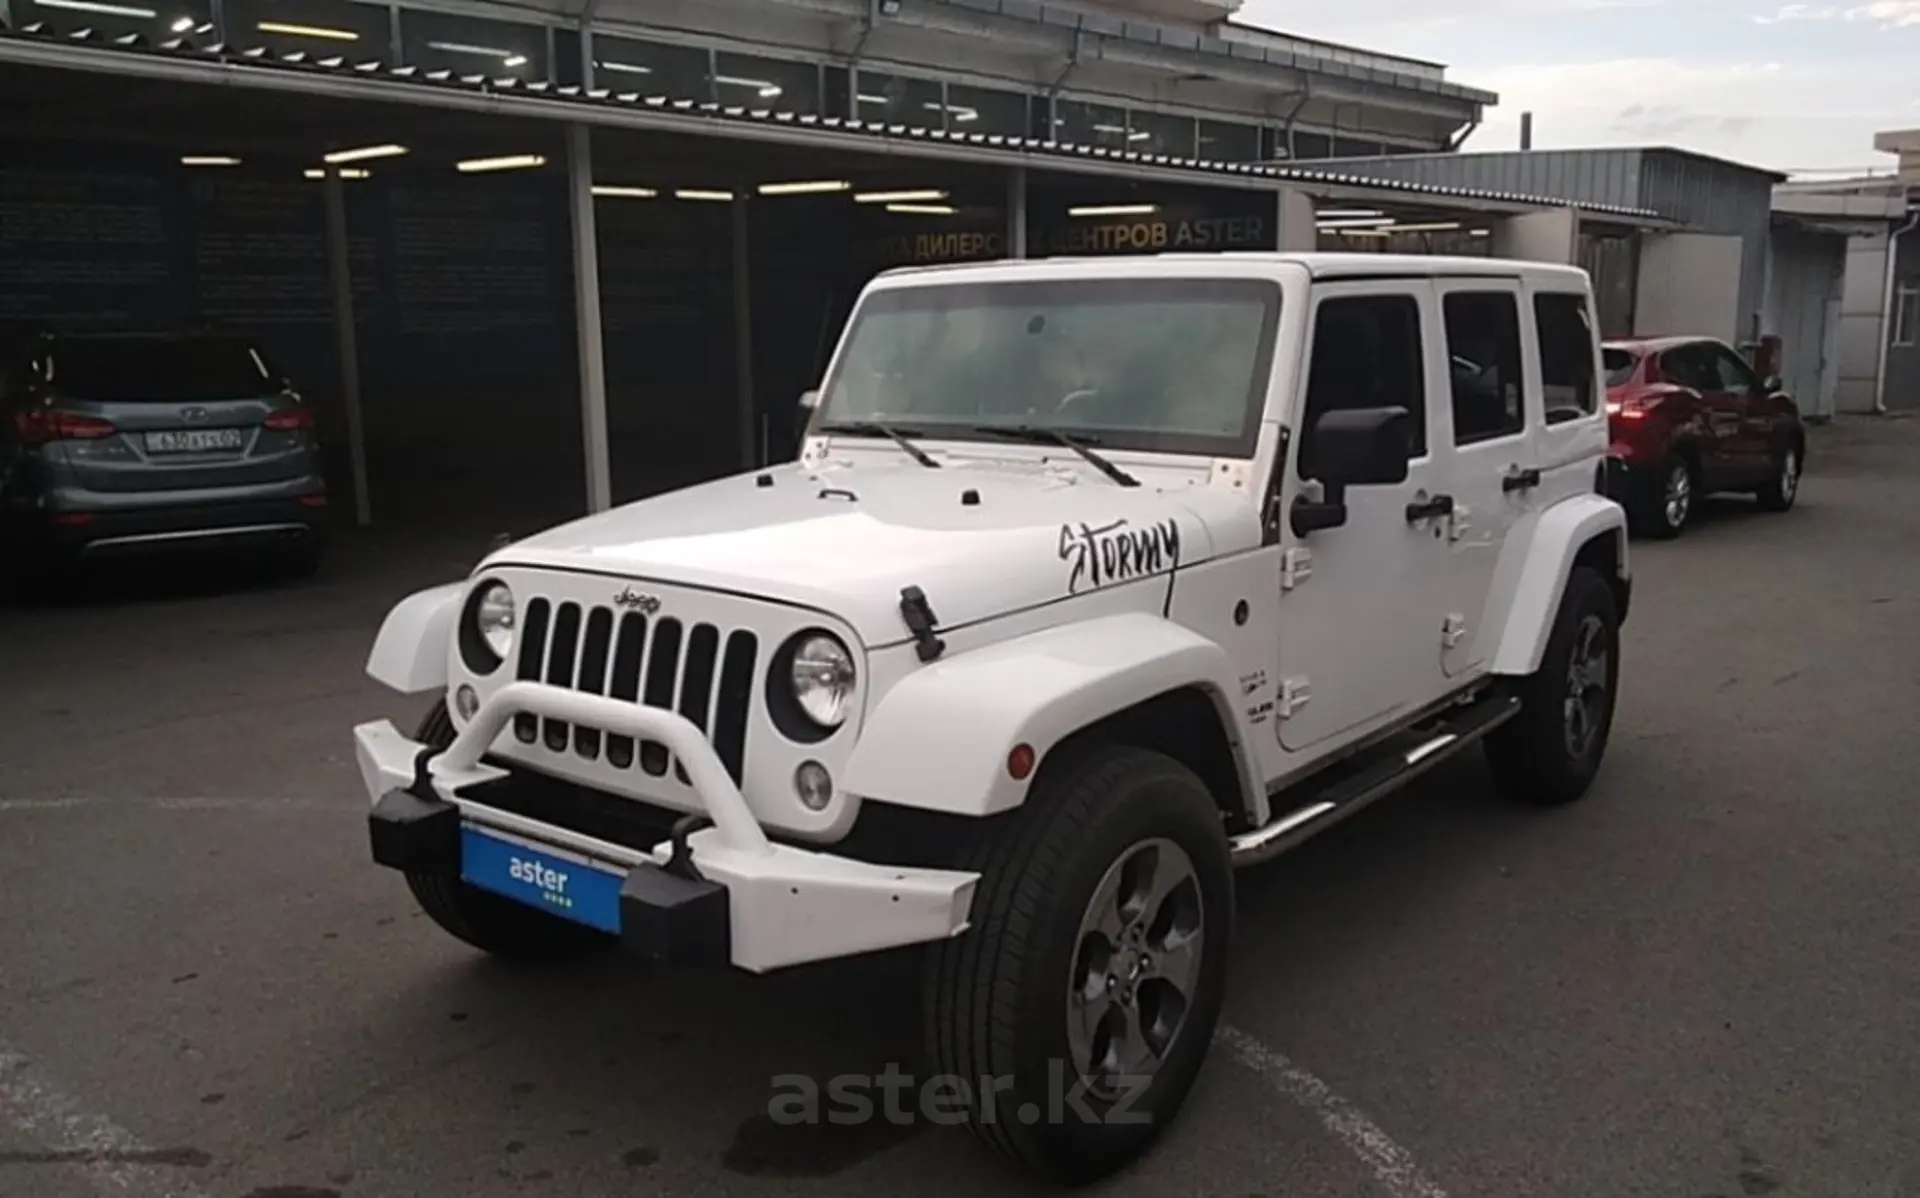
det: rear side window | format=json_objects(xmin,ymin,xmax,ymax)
[
  {"xmin": 1534, "ymin": 292, "xmax": 1597, "ymax": 422},
  {"xmin": 1602, "ymin": 348, "xmax": 1638, "ymax": 387},
  {"xmin": 49, "ymin": 336, "xmax": 276, "ymax": 402},
  {"xmin": 1299, "ymin": 293, "xmax": 1427, "ymax": 480},
  {"xmin": 1443, "ymin": 291, "xmax": 1525, "ymax": 445},
  {"xmin": 1659, "ymin": 345, "xmax": 1715, "ymax": 392}
]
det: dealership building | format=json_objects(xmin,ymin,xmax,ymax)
[{"xmin": 0, "ymin": 0, "xmax": 1819, "ymax": 532}]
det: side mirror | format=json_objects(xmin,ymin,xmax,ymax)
[
  {"xmin": 1291, "ymin": 406, "xmax": 1413, "ymax": 536},
  {"xmin": 1761, "ymin": 375, "xmax": 1784, "ymax": 395}
]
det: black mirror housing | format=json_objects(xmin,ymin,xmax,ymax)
[{"xmin": 1313, "ymin": 405, "xmax": 1413, "ymax": 489}]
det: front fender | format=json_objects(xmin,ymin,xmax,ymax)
[
  {"xmin": 366, "ymin": 582, "xmax": 465, "ymax": 694},
  {"xmin": 841, "ymin": 613, "xmax": 1257, "ymax": 819},
  {"xmin": 1491, "ymin": 495, "xmax": 1629, "ymax": 676}
]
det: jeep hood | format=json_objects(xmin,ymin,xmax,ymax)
[{"xmin": 485, "ymin": 459, "xmax": 1254, "ymax": 648}]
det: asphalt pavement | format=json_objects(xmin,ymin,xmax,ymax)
[{"xmin": 3, "ymin": 417, "xmax": 1918, "ymax": 1198}]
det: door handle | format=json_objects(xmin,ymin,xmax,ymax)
[
  {"xmin": 1405, "ymin": 493, "xmax": 1454, "ymax": 523},
  {"xmin": 1501, "ymin": 467, "xmax": 1542, "ymax": 493}
]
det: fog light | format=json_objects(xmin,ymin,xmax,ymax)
[
  {"xmin": 454, "ymin": 684, "xmax": 479, "ymax": 721},
  {"xmin": 794, "ymin": 761, "xmax": 833, "ymax": 811}
]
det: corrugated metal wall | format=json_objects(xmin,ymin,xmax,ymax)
[
  {"xmin": 1300, "ymin": 149, "xmax": 1646, "ymax": 211},
  {"xmin": 1765, "ymin": 225, "xmax": 1847, "ymax": 418},
  {"xmin": 1636, "ymin": 151, "xmax": 1775, "ymax": 344}
]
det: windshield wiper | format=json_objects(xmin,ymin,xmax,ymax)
[
  {"xmin": 972, "ymin": 425, "xmax": 1139, "ymax": 487},
  {"xmin": 819, "ymin": 421, "xmax": 940, "ymax": 469}
]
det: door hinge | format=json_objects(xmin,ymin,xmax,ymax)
[
  {"xmin": 1448, "ymin": 505, "xmax": 1470, "ymax": 543},
  {"xmin": 1281, "ymin": 547, "xmax": 1312, "ymax": 591},
  {"xmin": 1442, "ymin": 613, "xmax": 1468, "ymax": 649},
  {"xmin": 1278, "ymin": 676, "xmax": 1311, "ymax": 719}
]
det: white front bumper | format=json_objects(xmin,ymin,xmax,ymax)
[{"xmin": 354, "ymin": 682, "xmax": 977, "ymax": 973}]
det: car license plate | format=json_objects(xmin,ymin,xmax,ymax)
[
  {"xmin": 145, "ymin": 428, "xmax": 243, "ymax": 453},
  {"xmin": 459, "ymin": 825, "xmax": 624, "ymax": 933}
]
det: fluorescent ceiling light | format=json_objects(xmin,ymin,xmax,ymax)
[
  {"xmin": 428, "ymin": 40, "xmax": 514, "ymax": 58},
  {"xmin": 596, "ymin": 60, "xmax": 652, "ymax": 74},
  {"xmin": 503, "ymin": 54, "xmax": 528, "ymax": 68},
  {"xmin": 1128, "ymin": 130, "xmax": 1151, "ymax": 142},
  {"xmin": 714, "ymin": 74, "xmax": 781, "ymax": 97},
  {"xmin": 324, "ymin": 143, "xmax": 407, "ymax": 164},
  {"xmin": 169, "ymin": 15, "xmax": 192, "ymax": 31},
  {"xmin": 1316, "ymin": 217, "xmax": 1394, "ymax": 229},
  {"xmin": 456, "ymin": 154, "xmax": 546, "ymax": 173},
  {"xmin": 1067, "ymin": 204, "xmax": 1159, "ymax": 217},
  {"xmin": 758, "ymin": 180, "xmax": 851, "ymax": 196},
  {"xmin": 675, "ymin": 189, "xmax": 735, "ymax": 202},
  {"xmin": 857, "ymin": 93, "xmax": 888, "ymax": 105},
  {"xmin": 1469, "ymin": 229, "xmax": 1491, "ymax": 237},
  {"xmin": 1333, "ymin": 228, "xmax": 1390, "ymax": 238},
  {"xmin": 854, "ymin": 189, "xmax": 949, "ymax": 203},
  {"xmin": 34, "ymin": 0, "xmax": 156, "ymax": 16},
  {"xmin": 951, "ymin": 107, "xmax": 977, "ymax": 122},
  {"xmin": 257, "ymin": 19, "xmax": 358, "ymax": 40},
  {"xmin": 1091, "ymin": 123, "xmax": 1127, "ymax": 135},
  {"xmin": 886, "ymin": 203, "xmax": 956, "ymax": 215},
  {"xmin": 180, "ymin": 155, "xmax": 241, "ymax": 166},
  {"xmin": 592, "ymin": 185, "xmax": 659, "ymax": 198},
  {"xmin": 1317, "ymin": 208, "xmax": 1385, "ymax": 219},
  {"xmin": 304, "ymin": 168, "xmax": 370, "ymax": 179},
  {"xmin": 1387, "ymin": 221, "xmax": 1463, "ymax": 233}
]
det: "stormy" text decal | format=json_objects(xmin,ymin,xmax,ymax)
[{"xmin": 1058, "ymin": 518, "xmax": 1182, "ymax": 595}]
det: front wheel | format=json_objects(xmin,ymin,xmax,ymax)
[
  {"xmin": 1484, "ymin": 566, "xmax": 1621, "ymax": 806},
  {"xmin": 1755, "ymin": 442, "xmax": 1802, "ymax": 512},
  {"xmin": 403, "ymin": 701, "xmax": 613, "ymax": 963},
  {"xmin": 923, "ymin": 745, "xmax": 1232, "ymax": 1184}
]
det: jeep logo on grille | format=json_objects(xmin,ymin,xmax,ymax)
[{"xmin": 613, "ymin": 587, "xmax": 661, "ymax": 615}]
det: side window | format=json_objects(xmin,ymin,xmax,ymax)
[
  {"xmin": 1534, "ymin": 292, "xmax": 1597, "ymax": 423},
  {"xmin": 1298, "ymin": 293, "xmax": 1426, "ymax": 481},
  {"xmin": 1709, "ymin": 344, "xmax": 1762, "ymax": 394},
  {"xmin": 1659, "ymin": 346, "xmax": 1711, "ymax": 391},
  {"xmin": 1443, "ymin": 290, "xmax": 1525, "ymax": 445}
]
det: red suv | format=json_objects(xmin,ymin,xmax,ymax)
[{"xmin": 1601, "ymin": 336, "xmax": 1806, "ymax": 539}]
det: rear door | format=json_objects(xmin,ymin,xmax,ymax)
[
  {"xmin": 1655, "ymin": 343, "xmax": 1737, "ymax": 487},
  {"xmin": 46, "ymin": 335, "xmax": 311, "ymax": 495},
  {"xmin": 1431, "ymin": 279, "xmax": 1531, "ymax": 678},
  {"xmin": 1701, "ymin": 340, "xmax": 1775, "ymax": 481}
]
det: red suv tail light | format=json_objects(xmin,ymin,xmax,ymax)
[
  {"xmin": 13, "ymin": 410, "xmax": 117, "ymax": 445},
  {"xmin": 263, "ymin": 407, "xmax": 315, "ymax": 432}
]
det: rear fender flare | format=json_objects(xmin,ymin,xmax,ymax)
[{"xmin": 1491, "ymin": 496, "xmax": 1629, "ymax": 676}]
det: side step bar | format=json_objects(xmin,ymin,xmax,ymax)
[{"xmin": 1231, "ymin": 693, "xmax": 1522, "ymax": 868}]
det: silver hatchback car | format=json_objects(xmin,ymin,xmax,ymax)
[{"xmin": 1, "ymin": 329, "xmax": 328, "ymax": 575}]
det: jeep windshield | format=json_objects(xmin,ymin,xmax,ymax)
[{"xmin": 816, "ymin": 276, "xmax": 1280, "ymax": 458}]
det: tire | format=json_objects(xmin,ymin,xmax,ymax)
[
  {"xmin": 1755, "ymin": 440, "xmax": 1802, "ymax": 512},
  {"xmin": 1484, "ymin": 566, "xmax": 1621, "ymax": 807},
  {"xmin": 402, "ymin": 701, "xmax": 612, "ymax": 963},
  {"xmin": 1629, "ymin": 455, "xmax": 1694, "ymax": 540},
  {"xmin": 923, "ymin": 745, "xmax": 1233, "ymax": 1184}
]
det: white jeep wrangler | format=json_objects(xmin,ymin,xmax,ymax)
[{"xmin": 354, "ymin": 252, "xmax": 1629, "ymax": 1183}]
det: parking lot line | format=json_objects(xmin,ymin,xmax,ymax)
[
  {"xmin": 1216, "ymin": 1024, "xmax": 1449, "ymax": 1198},
  {"xmin": 0, "ymin": 1046, "xmax": 213, "ymax": 1197}
]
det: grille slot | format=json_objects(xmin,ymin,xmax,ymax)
[{"xmin": 503, "ymin": 601, "xmax": 758, "ymax": 785}]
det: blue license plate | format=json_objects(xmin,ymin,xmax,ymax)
[{"xmin": 460, "ymin": 826, "xmax": 625, "ymax": 934}]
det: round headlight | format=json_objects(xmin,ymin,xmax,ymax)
[
  {"xmin": 474, "ymin": 582, "xmax": 515, "ymax": 660},
  {"xmin": 789, "ymin": 633, "xmax": 855, "ymax": 728}
]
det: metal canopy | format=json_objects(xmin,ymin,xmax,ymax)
[{"xmin": 0, "ymin": 26, "xmax": 1667, "ymax": 223}]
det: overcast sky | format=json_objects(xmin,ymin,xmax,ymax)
[{"xmin": 1237, "ymin": 0, "xmax": 1920, "ymax": 176}]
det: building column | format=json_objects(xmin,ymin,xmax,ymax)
[
  {"xmin": 1007, "ymin": 166, "xmax": 1029, "ymax": 258},
  {"xmin": 1490, "ymin": 206, "xmax": 1580, "ymax": 263},
  {"xmin": 566, "ymin": 123, "xmax": 613, "ymax": 513},
  {"xmin": 732, "ymin": 193, "xmax": 758, "ymax": 468},
  {"xmin": 322, "ymin": 170, "xmax": 371, "ymax": 528},
  {"xmin": 1276, "ymin": 187, "xmax": 1317, "ymax": 251}
]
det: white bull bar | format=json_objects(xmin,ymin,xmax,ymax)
[{"xmin": 353, "ymin": 681, "xmax": 979, "ymax": 973}]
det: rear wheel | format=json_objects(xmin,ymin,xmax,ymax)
[
  {"xmin": 1484, "ymin": 566, "xmax": 1620, "ymax": 806},
  {"xmin": 923, "ymin": 745, "xmax": 1232, "ymax": 1184},
  {"xmin": 1755, "ymin": 442, "xmax": 1802, "ymax": 512},
  {"xmin": 403, "ymin": 701, "xmax": 612, "ymax": 962},
  {"xmin": 1631, "ymin": 455, "xmax": 1694, "ymax": 540}
]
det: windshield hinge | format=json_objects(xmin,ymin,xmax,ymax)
[{"xmin": 898, "ymin": 586, "xmax": 946, "ymax": 664}]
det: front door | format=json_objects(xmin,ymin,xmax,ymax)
[
  {"xmin": 1275, "ymin": 282, "xmax": 1454, "ymax": 754},
  {"xmin": 1702, "ymin": 340, "xmax": 1775, "ymax": 482}
]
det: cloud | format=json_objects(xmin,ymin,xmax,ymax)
[
  {"xmin": 1752, "ymin": 4, "xmax": 1838, "ymax": 22},
  {"xmin": 1751, "ymin": 0, "xmax": 1920, "ymax": 22}
]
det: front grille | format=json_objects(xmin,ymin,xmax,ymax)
[{"xmin": 509, "ymin": 597, "xmax": 759, "ymax": 785}]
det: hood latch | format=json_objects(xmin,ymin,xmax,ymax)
[{"xmin": 898, "ymin": 586, "xmax": 946, "ymax": 664}]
